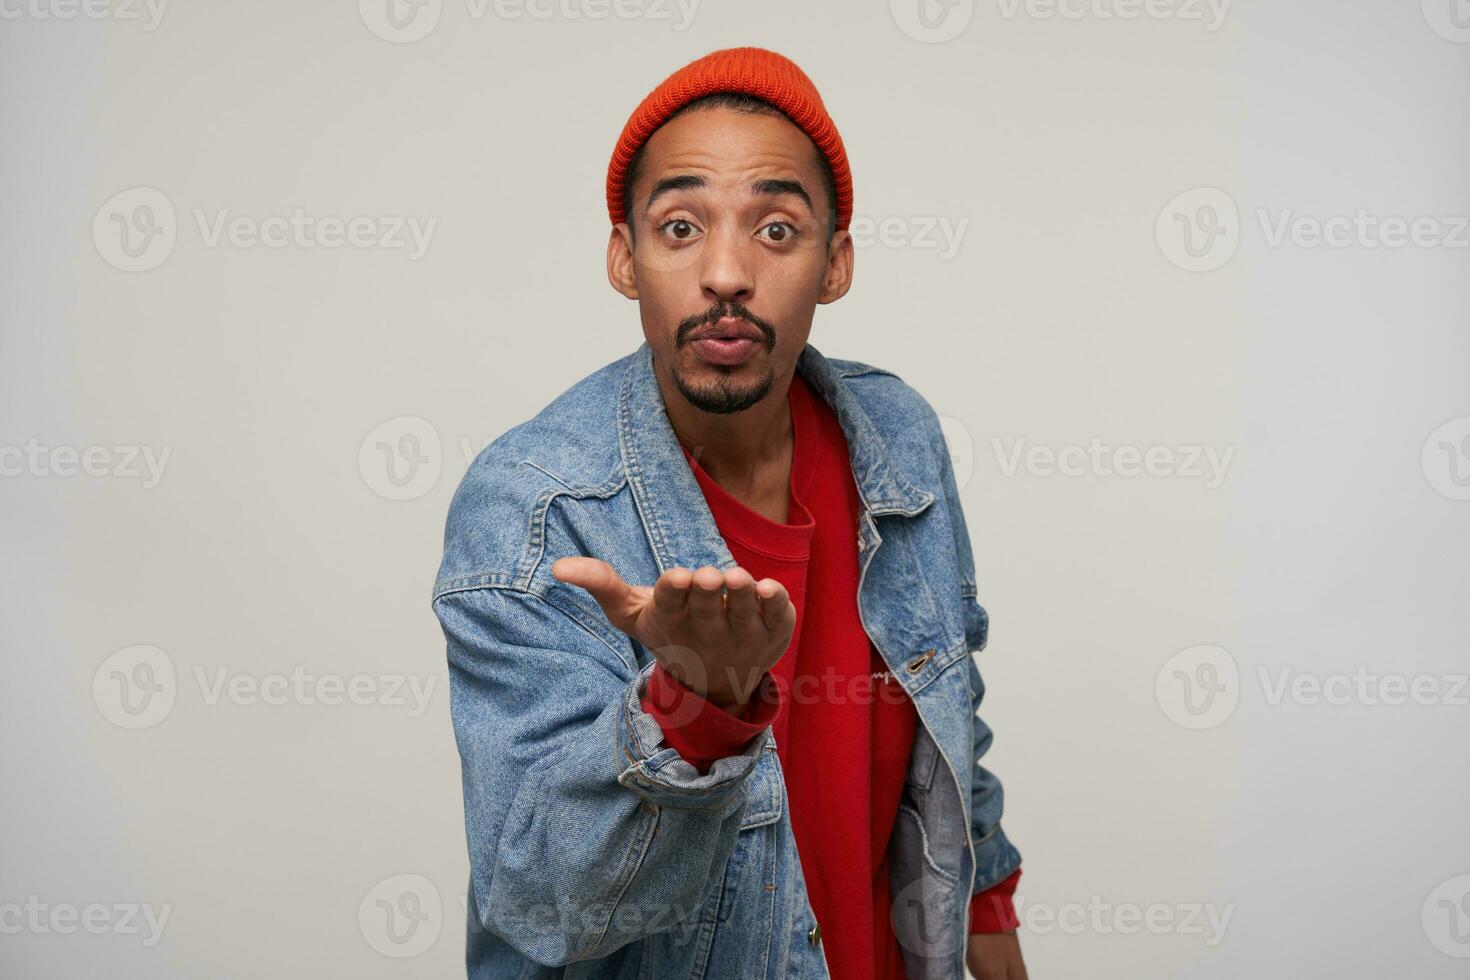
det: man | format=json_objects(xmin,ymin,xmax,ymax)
[{"xmin": 433, "ymin": 46, "xmax": 1025, "ymax": 979}]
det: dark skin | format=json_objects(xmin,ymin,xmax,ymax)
[{"xmin": 551, "ymin": 104, "xmax": 1027, "ymax": 978}]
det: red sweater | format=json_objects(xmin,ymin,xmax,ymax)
[{"xmin": 640, "ymin": 371, "xmax": 1020, "ymax": 979}]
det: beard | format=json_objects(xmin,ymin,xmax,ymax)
[
  {"xmin": 667, "ymin": 300, "xmax": 779, "ymax": 415},
  {"xmin": 669, "ymin": 361, "xmax": 776, "ymax": 415}
]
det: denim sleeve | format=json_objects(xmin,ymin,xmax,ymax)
[
  {"xmin": 928, "ymin": 408, "xmax": 1024, "ymax": 895},
  {"xmin": 434, "ymin": 584, "xmax": 772, "ymax": 966}
]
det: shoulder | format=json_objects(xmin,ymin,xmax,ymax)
[
  {"xmin": 433, "ymin": 351, "xmax": 635, "ymax": 599},
  {"xmin": 824, "ymin": 352, "xmax": 945, "ymax": 436}
]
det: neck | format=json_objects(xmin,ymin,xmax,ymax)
[{"xmin": 655, "ymin": 361, "xmax": 796, "ymax": 496}]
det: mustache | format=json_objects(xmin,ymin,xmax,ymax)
[{"xmin": 675, "ymin": 302, "xmax": 777, "ymax": 349}]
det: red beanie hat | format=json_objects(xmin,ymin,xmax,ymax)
[{"xmin": 606, "ymin": 47, "xmax": 853, "ymax": 232}]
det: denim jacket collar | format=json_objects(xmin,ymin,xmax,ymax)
[{"xmin": 617, "ymin": 340, "xmax": 936, "ymax": 577}]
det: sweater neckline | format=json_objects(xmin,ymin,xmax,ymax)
[{"xmin": 679, "ymin": 371, "xmax": 820, "ymax": 562}]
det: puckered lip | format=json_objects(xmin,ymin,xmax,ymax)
[{"xmin": 689, "ymin": 317, "xmax": 764, "ymax": 344}]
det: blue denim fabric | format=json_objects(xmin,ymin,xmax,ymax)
[{"xmin": 432, "ymin": 341, "xmax": 1022, "ymax": 979}]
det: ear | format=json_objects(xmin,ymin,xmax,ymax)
[
  {"xmin": 607, "ymin": 223, "xmax": 638, "ymax": 300},
  {"xmin": 817, "ymin": 230, "xmax": 854, "ymax": 305}
]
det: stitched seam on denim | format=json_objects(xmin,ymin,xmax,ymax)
[
  {"xmin": 904, "ymin": 635, "xmax": 970, "ymax": 696},
  {"xmin": 488, "ymin": 751, "xmax": 555, "ymax": 932},
  {"xmin": 517, "ymin": 474, "xmax": 630, "ymax": 590},
  {"xmin": 898, "ymin": 802, "xmax": 960, "ymax": 887},
  {"xmin": 518, "ymin": 487, "xmax": 567, "ymax": 590},
  {"xmin": 436, "ymin": 584, "xmax": 633, "ymax": 672},
  {"xmin": 518, "ymin": 458, "xmax": 623, "ymax": 497},
  {"xmin": 904, "ymin": 734, "xmax": 940, "ymax": 792},
  {"xmin": 800, "ymin": 346, "xmax": 926, "ymax": 514},
  {"xmin": 623, "ymin": 668, "xmax": 763, "ymax": 799},
  {"xmin": 617, "ymin": 353, "xmax": 672, "ymax": 574},
  {"xmin": 431, "ymin": 570, "xmax": 517, "ymax": 601},
  {"xmin": 617, "ymin": 709, "xmax": 755, "ymax": 805},
  {"xmin": 738, "ymin": 755, "xmax": 781, "ymax": 827},
  {"xmin": 971, "ymin": 820, "xmax": 1001, "ymax": 850},
  {"xmin": 579, "ymin": 800, "xmax": 658, "ymax": 958}
]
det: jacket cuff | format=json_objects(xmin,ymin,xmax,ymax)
[
  {"xmin": 640, "ymin": 662, "xmax": 781, "ymax": 775},
  {"xmin": 615, "ymin": 659, "xmax": 775, "ymax": 811},
  {"xmin": 968, "ymin": 866, "xmax": 1022, "ymax": 933}
]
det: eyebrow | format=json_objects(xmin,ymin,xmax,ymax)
[{"xmin": 643, "ymin": 174, "xmax": 815, "ymax": 217}]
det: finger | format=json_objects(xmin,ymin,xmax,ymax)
[
  {"xmin": 551, "ymin": 556, "xmax": 634, "ymax": 622},
  {"xmin": 651, "ymin": 566, "xmax": 694, "ymax": 616},
  {"xmin": 756, "ymin": 578, "xmax": 796, "ymax": 632},
  {"xmin": 686, "ymin": 565, "xmax": 726, "ymax": 621},
  {"xmin": 723, "ymin": 567, "xmax": 760, "ymax": 628}
]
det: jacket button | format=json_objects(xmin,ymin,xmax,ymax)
[{"xmin": 808, "ymin": 921, "xmax": 821, "ymax": 946}]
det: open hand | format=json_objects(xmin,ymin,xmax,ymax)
[{"xmin": 551, "ymin": 557, "xmax": 796, "ymax": 709}]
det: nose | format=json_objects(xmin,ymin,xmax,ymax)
[{"xmin": 697, "ymin": 219, "xmax": 754, "ymax": 308}]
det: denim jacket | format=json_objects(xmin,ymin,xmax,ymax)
[{"xmin": 432, "ymin": 340, "xmax": 1021, "ymax": 979}]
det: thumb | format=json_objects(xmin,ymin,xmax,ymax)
[{"xmin": 551, "ymin": 556, "xmax": 639, "ymax": 631}]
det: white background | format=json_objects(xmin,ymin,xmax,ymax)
[{"xmin": 2, "ymin": 0, "xmax": 1468, "ymax": 976}]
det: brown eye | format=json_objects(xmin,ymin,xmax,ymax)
[
  {"xmin": 668, "ymin": 220, "xmax": 694, "ymax": 240},
  {"xmin": 758, "ymin": 221, "xmax": 796, "ymax": 244}
]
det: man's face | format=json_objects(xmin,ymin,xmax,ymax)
[{"xmin": 608, "ymin": 105, "xmax": 853, "ymax": 416}]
